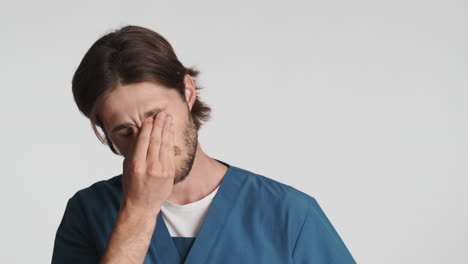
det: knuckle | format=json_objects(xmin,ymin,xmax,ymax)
[
  {"xmin": 146, "ymin": 163, "xmax": 160, "ymax": 176},
  {"xmin": 131, "ymin": 161, "xmax": 145, "ymax": 175},
  {"xmin": 159, "ymin": 168, "xmax": 168, "ymax": 177}
]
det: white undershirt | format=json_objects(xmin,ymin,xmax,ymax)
[{"xmin": 160, "ymin": 185, "xmax": 220, "ymax": 237}]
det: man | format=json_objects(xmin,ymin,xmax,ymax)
[{"xmin": 52, "ymin": 25, "xmax": 356, "ymax": 264}]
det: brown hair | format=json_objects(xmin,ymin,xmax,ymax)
[{"xmin": 72, "ymin": 25, "xmax": 212, "ymax": 155}]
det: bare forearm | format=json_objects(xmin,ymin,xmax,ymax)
[{"xmin": 100, "ymin": 204, "xmax": 160, "ymax": 264}]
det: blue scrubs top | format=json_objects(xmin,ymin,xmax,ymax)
[{"xmin": 52, "ymin": 159, "xmax": 356, "ymax": 263}]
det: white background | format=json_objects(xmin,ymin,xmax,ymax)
[{"xmin": 1, "ymin": 0, "xmax": 467, "ymax": 263}]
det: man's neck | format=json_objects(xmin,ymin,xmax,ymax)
[{"xmin": 167, "ymin": 143, "xmax": 228, "ymax": 205}]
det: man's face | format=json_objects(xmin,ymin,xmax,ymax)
[{"xmin": 97, "ymin": 80, "xmax": 198, "ymax": 185}]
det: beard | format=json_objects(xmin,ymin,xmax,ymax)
[{"xmin": 173, "ymin": 112, "xmax": 198, "ymax": 185}]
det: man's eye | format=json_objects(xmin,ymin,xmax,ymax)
[{"xmin": 121, "ymin": 131, "xmax": 133, "ymax": 137}]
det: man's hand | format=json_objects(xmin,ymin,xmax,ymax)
[
  {"xmin": 121, "ymin": 111, "xmax": 176, "ymax": 214},
  {"xmin": 100, "ymin": 111, "xmax": 175, "ymax": 264}
]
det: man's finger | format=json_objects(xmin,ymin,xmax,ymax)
[
  {"xmin": 131, "ymin": 117, "xmax": 154, "ymax": 162},
  {"xmin": 160, "ymin": 114, "xmax": 174, "ymax": 170},
  {"xmin": 147, "ymin": 112, "xmax": 167, "ymax": 162}
]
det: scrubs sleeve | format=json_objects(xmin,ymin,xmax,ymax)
[
  {"xmin": 291, "ymin": 197, "xmax": 356, "ymax": 264},
  {"xmin": 51, "ymin": 193, "xmax": 100, "ymax": 264}
]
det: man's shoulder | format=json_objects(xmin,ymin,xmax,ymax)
[
  {"xmin": 232, "ymin": 164, "xmax": 315, "ymax": 240},
  {"xmin": 69, "ymin": 173, "xmax": 122, "ymax": 206},
  {"xmin": 232, "ymin": 164, "xmax": 315, "ymax": 213}
]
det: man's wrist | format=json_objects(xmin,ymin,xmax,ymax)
[{"xmin": 119, "ymin": 201, "xmax": 161, "ymax": 221}]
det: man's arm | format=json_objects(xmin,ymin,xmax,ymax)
[
  {"xmin": 51, "ymin": 195, "xmax": 161, "ymax": 264},
  {"xmin": 99, "ymin": 112, "xmax": 176, "ymax": 263},
  {"xmin": 99, "ymin": 203, "xmax": 160, "ymax": 264},
  {"xmin": 52, "ymin": 113, "xmax": 175, "ymax": 263}
]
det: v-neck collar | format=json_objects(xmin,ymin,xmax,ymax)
[{"xmin": 147, "ymin": 159, "xmax": 245, "ymax": 264}]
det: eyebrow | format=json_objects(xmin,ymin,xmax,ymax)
[{"xmin": 111, "ymin": 107, "xmax": 163, "ymax": 134}]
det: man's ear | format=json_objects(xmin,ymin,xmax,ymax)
[{"xmin": 184, "ymin": 74, "xmax": 196, "ymax": 111}]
